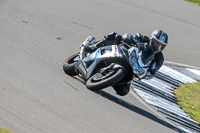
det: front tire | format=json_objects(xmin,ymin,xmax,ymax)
[
  {"xmin": 86, "ymin": 69, "xmax": 124, "ymax": 91},
  {"xmin": 63, "ymin": 53, "xmax": 79, "ymax": 76}
]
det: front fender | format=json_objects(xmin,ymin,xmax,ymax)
[{"xmin": 112, "ymin": 63, "xmax": 133, "ymax": 83}]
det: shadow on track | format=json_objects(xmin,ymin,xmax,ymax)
[
  {"xmin": 95, "ymin": 90, "xmax": 185, "ymax": 133},
  {"xmin": 67, "ymin": 75, "xmax": 185, "ymax": 132}
]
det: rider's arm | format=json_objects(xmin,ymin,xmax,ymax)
[
  {"xmin": 81, "ymin": 32, "xmax": 123, "ymax": 53},
  {"xmin": 133, "ymin": 33, "xmax": 150, "ymax": 44},
  {"xmin": 96, "ymin": 32, "xmax": 122, "ymax": 48},
  {"xmin": 145, "ymin": 52, "xmax": 164, "ymax": 79},
  {"xmin": 121, "ymin": 33, "xmax": 149, "ymax": 52}
]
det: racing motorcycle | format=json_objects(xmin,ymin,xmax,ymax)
[{"xmin": 63, "ymin": 36, "xmax": 154, "ymax": 95}]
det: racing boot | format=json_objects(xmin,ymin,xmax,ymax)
[{"xmin": 113, "ymin": 82, "xmax": 131, "ymax": 96}]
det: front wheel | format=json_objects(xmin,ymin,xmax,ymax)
[
  {"xmin": 86, "ymin": 69, "xmax": 124, "ymax": 91},
  {"xmin": 63, "ymin": 53, "xmax": 79, "ymax": 76}
]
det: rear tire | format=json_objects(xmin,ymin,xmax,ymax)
[
  {"xmin": 86, "ymin": 69, "xmax": 124, "ymax": 91},
  {"xmin": 63, "ymin": 53, "xmax": 79, "ymax": 76}
]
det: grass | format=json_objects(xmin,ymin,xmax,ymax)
[
  {"xmin": 0, "ymin": 126, "xmax": 12, "ymax": 133},
  {"xmin": 174, "ymin": 82, "xmax": 200, "ymax": 124},
  {"xmin": 186, "ymin": 0, "xmax": 200, "ymax": 6}
]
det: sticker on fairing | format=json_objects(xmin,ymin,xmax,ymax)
[{"xmin": 112, "ymin": 45, "xmax": 119, "ymax": 56}]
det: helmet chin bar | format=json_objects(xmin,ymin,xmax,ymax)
[
  {"xmin": 152, "ymin": 45, "xmax": 159, "ymax": 53},
  {"xmin": 151, "ymin": 42, "xmax": 159, "ymax": 53},
  {"xmin": 157, "ymin": 45, "xmax": 162, "ymax": 53},
  {"xmin": 151, "ymin": 39, "xmax": 162, "ymax": 53}
]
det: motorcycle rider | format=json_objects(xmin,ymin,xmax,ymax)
[{"xmin": 81, "ymin": 30, "xmax": 168, "ymax": 96}]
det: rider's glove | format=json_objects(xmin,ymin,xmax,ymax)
[
  {"xmin": 142, "ymin": 36, "xmax": 150, "ymax": 44},
  {"xmin": 135, "ymin": 33, "xmax": 150, "ymax": 44},
  {"xmin": 135, "ymin": 33, "xmax": 143, "ymax": 42}
]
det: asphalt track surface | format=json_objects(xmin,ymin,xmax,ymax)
[{"xmin": 0, "ymin": 0, "xmax": 200, "ymax": 133}]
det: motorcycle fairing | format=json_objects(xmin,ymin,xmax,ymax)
[{"xmin": 75, "ymin": 45, "xmax": 129, "ymax": 80}]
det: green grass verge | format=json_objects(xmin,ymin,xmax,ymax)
[
  {"xmin": 174, "ymin": 82, "xmax": 200, "ymax": 124},
  {"xmin": 0, "ymin": 126, "xmax": 12, "ymax": 133},
  {"xmin": 186, "ymin": 0, "xmax": 200, "ymax": 6}
]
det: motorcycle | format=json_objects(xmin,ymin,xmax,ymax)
[{"xmin": 63, "ymin": 36, "xmax": 154, "ymax": 96}]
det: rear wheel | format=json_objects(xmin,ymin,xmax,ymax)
[
  {"xmin": 86, "ymin": 68, "xmax": 124, "ymax": 91},
  {"xmin": 63, "ymin": 53, "xmax": 79, "ymax": 76}
]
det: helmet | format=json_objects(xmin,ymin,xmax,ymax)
[{"xmin": 150, "ymin": 30, "xmax": 168, "ymax": 53}]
